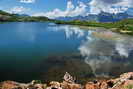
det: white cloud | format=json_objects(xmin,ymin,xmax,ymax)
[
  {"xmin": 89, "ymin": 0, "xmax": 133, "ymax": 14},
  {"xmin": 20, "ymin": 0, "xmax": 35, "ymax": 3},
  {"xmin": 78, "ymin": 30, "xmax": 133, "ymax": 76},
  {"xmin": 66, "ymin": 0, "xmax": 75, "ymax": 11},
  {"xmin": 34, "ymin": 9, "xmax": 67, "ymax": 19},
  {"xmin": 10, "ymin": 6, "xmax": 30, "ymax": 14},
  {"xmin": 33, "ymin": 0, "xmax": 133, "ymax": 18},
  {"xmin": 33, "ymin": 1, "xmax": 87, "ymax": 19},
  {"xmin": 49, "ymin": 25, "xmax": 86, "ymax": 39}
]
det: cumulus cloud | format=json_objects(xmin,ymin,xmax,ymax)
[
  {"xmin": 33, "ymin": 1, "xmax": 87, "ymax": 19},
  {"xmin": 49, "ymin": 25, "xmax": 87, "ymax": 39},
  {"xmin": 10, "ymin": 6, "xmax": 30, "ymax": 14},
  {"xmin": 33, "ymin": 0, "xmax": 133, "ymax": 18},
  {"xmin": 20, "ymin": 0, "xmax": 35, "ymax": 3},
  {"xmin": 89, "ymin": 0, "xmax": 133, "ymax": 14},
  {"xmin": 66, "ymin": 0, "xmax": 75, "ymax": 11},
  {"xmin": 78, "ymin": 31, "xmax": 133, "ymax": 76}
]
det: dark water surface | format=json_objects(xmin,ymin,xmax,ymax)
[{"xmin": 0, "ymin": 22, "xmax": 133, "ymax": 82}]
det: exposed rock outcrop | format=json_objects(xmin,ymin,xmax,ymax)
[
  {"xmin": 0, "ymin": 72, "xmax": 133, "ymax": 89},
  {"xmin": 46, "ymin": 72, "xmax": 82, "ymax": 89},
  {"xmin": 84, "ymin": 72, "xmax": 133, "ymax": 89}
]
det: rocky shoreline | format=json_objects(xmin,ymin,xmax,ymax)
[{"xmin": 0, "ymin": 72, "xmax": 133, "ymax": 89}]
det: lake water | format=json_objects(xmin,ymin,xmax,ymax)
[{"xmin": 0, "ymin": 22, "xmax": 133, "ymax": 82}]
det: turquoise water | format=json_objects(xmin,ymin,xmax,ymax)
[
  {"xmin": 0, "ymin": 22, "xmax": 133, "ymax": 82},
  {"xmin": 0, "ymin": 22, "xmax": 89, "ymax": 82}
]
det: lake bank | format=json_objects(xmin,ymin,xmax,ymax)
[
  {"xmin": 54, "ymin": 19, "xmax": 133, "ymax": 35},
  {"xmin": 74, "ymin": 25, "xmax": 133, "ymax": 36},
  {"xmin": 1, "ymin": 72, "xmax": 133, "ymax": 89},
  {"xmin": 0, "ymin": 17, "xmax": 133, "ymax": 35},
  {"xmin": 0, "ymin": 9, "xmax": 133, "ymax": 35}
]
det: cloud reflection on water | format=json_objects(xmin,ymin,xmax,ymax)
[
  {"xmin": 49, "ymin": 24, "xmax": 133, "ymax": 77},
  {"xmin": 49, "ymin": 25, "xmax": 92, "ymax": 39},
  {"xmin": 79, "ymin": 30, "xmax": 133, "ymax": 76}
]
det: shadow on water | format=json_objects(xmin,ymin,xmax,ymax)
[{"xmin": 38, "ymin": 54, "xmax": 94, "ymax": 83}]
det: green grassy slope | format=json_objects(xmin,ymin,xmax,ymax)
[
  {"xmin": 0, "ymin": 10, "xmax": 133, "ymax": 35},
  {"xmin": 54, "ymin": 19, "xmax": 133, "ymax": 35},
  {"xmin": 0, "ymin": 10, "xmax": 51, "ymax": 22}
]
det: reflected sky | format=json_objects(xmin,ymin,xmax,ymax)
[
  {"xmin": 48, "ymin": 24, "xmax": 133, "ymax": 77},
  {"xmin": 0, "ymin": 22, "xmax": 133, "ymax": 80},
  {"xmin": 0, "ymin": 22, "xmax": 90, "ymax": 61},
  {"xmin": 78, "ymin": 30, "xmax": 133, "ymax": 76},
  {"xmin": 48, "ymin": 24, "xmax": 93, "ymax": 39}
]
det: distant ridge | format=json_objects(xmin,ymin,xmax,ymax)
[
  {"xmin": 56, "ymin": 11, "xmax": 133, "ymax": 22},
  {"xmin": 0, "ymin": 10, "xmax": 51, "ymax": 22}
]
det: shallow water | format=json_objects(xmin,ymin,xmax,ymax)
[{"xmin": 0, "ymin": 22, "xmax": 133, "ymax": 82}]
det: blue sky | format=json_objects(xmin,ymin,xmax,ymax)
[
  {"xmin": 0, "ymin": 0, "xmax": 89, "ymax": 14},
  {"xmin": 0, "ymin": 0, "xmax": 65, "ymax": 13},
  {"xmin": 0, "ymin": 0, "xmax": 133, "ymax": 18}
]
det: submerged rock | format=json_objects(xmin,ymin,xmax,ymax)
[{"xmin": 39, "ymin": 55, "xmax": 94, "ymax": 83}]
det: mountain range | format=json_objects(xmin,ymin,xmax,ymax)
[
  {"xmin": 56, "ymin": 11, "xmax": 133, "ymax": 22},
  {"xmin": 0, "ymin": 10, "xmax": 50, "ymax": 22},
  {"xmin": 0, "ymin": 10, "xmax": 133, "ymax": 23}
]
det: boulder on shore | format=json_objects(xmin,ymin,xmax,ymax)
[{"xmin": 0, "ymin": 72, "xmax": 133, "ymax": 89}]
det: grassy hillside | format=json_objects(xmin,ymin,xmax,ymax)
[
  {"xmin": 54, "ymin": 19, "xmax": 133, "ymax": 35},
  {"xmin": 0, "ymin": 10, "xmax": 11, "ymax": 16},
  {"xmin": 0, "ymin": 10, "xmax": 133, "ymax": 35},
  {"xmin": 0, "ymin": 10, "xmax": 51, "ymax": 22}
]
